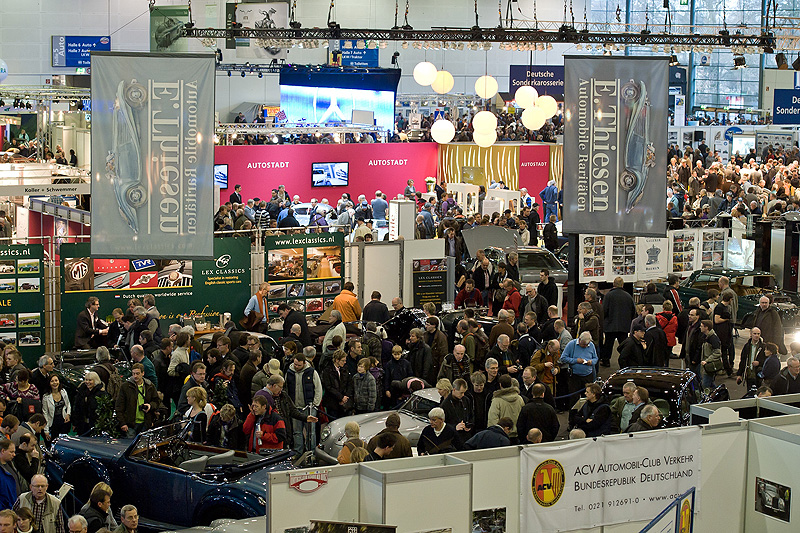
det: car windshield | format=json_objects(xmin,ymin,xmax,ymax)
[
  {"xmin": 518, "ymin": 251, "xmax": 563, "ymax": 271},
  {"xmin": 130, "ymin": 421, "xmax": 190, "ymax": 457},
  {"xmin": 400, "ymin": 393, "xmax": 440, "ymax": 416}
]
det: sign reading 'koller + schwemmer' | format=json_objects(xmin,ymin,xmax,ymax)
[
  {"xmin": 90, "ymin": 52, "xmax": 216, "ymax": 259},
  {"xmin": 562, "ymin": 56, "xmax": 668, "ymax": 237}
]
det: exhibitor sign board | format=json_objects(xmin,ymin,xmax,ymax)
[
  {"xmin": 521, "ymin": 426, "xmax": 701, "ymax": 532},
  {"xmin": 339, "ymin": 40, "xmax": 379, "ymax": 67},
  {"xmin": 90, "ymin": 52, "xmax": 216, "ymax": 259},
  {"xmin": 509, "ymin": 65, "xmax": 565, "ymax": 97},
  {"xmin": 52, "ymin": 35, "xmax": 111, "ymax": 67},
  {"xmin": 563, "ymin": 56, "xmax": 668, "ymax": 237},
  {"xmin": 0, "ymin": 244, "xmax": 45, "ymax": 367},
  {"xmin": 412, "ymin": 259, "xmax": 448, "ymax": 308},
  {"xmin": 772, "ymin": 89, "xmax": 800, "ymax": 125},
  {"xmin": 264, "ymin": 232, "xmax": 345, "ymax": 319},
  {"xmin": 59, "ymin": 238, "xmax": 250, "ymax": 350}
]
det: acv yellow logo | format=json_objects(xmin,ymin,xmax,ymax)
[
  {"xmin": 679, "ymin": 499, "xmax": 692, "ymax": 532},
  {"xmin": 532, "ymin": 459, "xmax": 565, "ymax": 507}
]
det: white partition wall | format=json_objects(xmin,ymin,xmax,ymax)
[
  {"xmin": 447, "ymin": 183, "xmax": 480, "ymax": 215},
  {"xmin": 486, "ymin": 189, "xmax": 521, "ymax": 214},
  {"xmin": 362, "ymin": 242, "xmax": 402, "ymax": 303},
  {"xmin": 268, "ymin": 465, "xmax": 361, "ymax": 532},
  {"xmin": 745, "ymin": 423, "xmax": 800, "ymax": 532},
  {"xmin": 452, "ymin": 445, "xmax": 522, "ymax": 532},
  {"xmin": 359, "ymin": 455, "xmax": 472, "ymax": 531}
]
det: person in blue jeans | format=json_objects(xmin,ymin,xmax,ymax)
[{"xmin": 539, "ymin": 180, "xmax": 559, "ymax": 222}]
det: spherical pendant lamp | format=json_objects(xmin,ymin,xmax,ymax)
[
  {"xmin": 473, "ymin": 129, "xmax": 497, "ymax": 148},
  {"xmin": 475, "ymin": 75, "xmax": 499, "ymax": 99},
  {"xmin": 514, "ymin": 85, "xmax": 539, "ymax": 109},
  {"xmin": 521, "ymin": 106, "xmax": 547, "ymax": 131},
  {"xmin": 471, "ymin": 110, "xmax": 498, "ymax": 133},
  {"xmin": 536, "ymin": 94, "xmax": 559, "ymax": 118},
  {"xmin": 431, "ymin": 70, "xmax": 455, "ymax": 94},
  {"xmin": 413, "ymin": 61, "xmax": 438, "ymax": 86},
  {"xmin": 430, "ymin": 119, "xmax": 456, "ymax": 144}
]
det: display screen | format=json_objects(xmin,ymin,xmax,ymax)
[
  {"xmin": 214, "ymin": 164, "xmax": 228, "ymax": 189},
  {"xmin": 312, "ymin": 162, "xmax": 349, "ymax": 187},
  {"xmin": 731, "ymin": 135, "xmax": 755, "ymax": 157},
  {"xmin": 280, "ymin": 85, "xmax": 395, "ymax": 132}
]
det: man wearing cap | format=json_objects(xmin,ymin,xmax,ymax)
[
  {"xmin": 353, "ymin": 217, "xmax": 371, "ymax": 240},
  {"xmin": 366, "ymin": 413, "xmax": 412, "ymax": 458}
]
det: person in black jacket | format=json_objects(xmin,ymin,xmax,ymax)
[
  {"xmin": 362, "ymin": 291, "xmax": 391, "ymax": 324},
  {"xmin": 206, "ymin": 404, "xmax": 244, "ymax": 450},
  {"xmin": 321, "ymin": 351, "xmax": 354, "ymax": 418},
  {"xmin": 643, "ymin": 314, "xmax": 669, "ymax": 367},
  {"xmin": 617, "ymin": 326, "xmax": 646, "ymax": 369},
  {"xmin": 601, "ymin": 277, "xmax": 637, "ymax": 367},
  {"xmin": 464, "ymin": 418, "xmax": 512, "ymax": 449},
  {"xmin": 407, "ymin": 328, "xmax": 434, "ymax": 384},
  {"xmin": 80, "ymin": 487, "xmax": 113, "ymax": 533},
  {"xmin": 277, "ymin": 304, "xmax": 312, "ymax": 347},
  {"xmin": 537, "ymin": 270, "xmax": 558, "ymax": 308},
  {"xmin": 417, "ymin": 407, "xmax": 462, "ymax": 455},
  {"xmin": 736, "ymin": 327, "xmax": 765, "ymax": 390},
  {"xmin": 570, "ymin": 383, "xmax": 617, "ymax": 437},
  {"xmin": 516, "ymin": 384, "xmax": 560, "ymax": 442},
  {"xmin": 682, "ymin": 309, "xmax": 705, "ymax": 384},
  {"xmin": 439, "ymin": 379, "xmax": 474, "ymax": 443}
]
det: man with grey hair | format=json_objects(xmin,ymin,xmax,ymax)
[
  {"xmin": 488, "ymin": 309, "xmax": 515, "ymax": 348},
  {"xmin": 644, "ymin": 314, "xmax": 669, "ymax": 367},
  {"xmin": 554, "ymin": 320, "xmax": 572, "ymax": 354},
  {"xmin": 321, "ymin": 310, "xmax": 346, "ymax": 364},
  {"xmin": 569, "ymin": 428, "xmax": 586, "ymax": 439},
  {"xmin": 30, "ymin": 355, "xmax": 57, "ymax": 399},
  {"xmin": 68, "ymin": 516, "xmax": 88, "ymax": 533},
  {"xmin": 91, "ymin": 346, "xmax": 117, "ymax": 391},
  {"xmin": 13, "ymin": 474, "xmax": 65, "ymax": 533},
  {"xmin": 610, "ymin": 381, "xmax": 638, "ymax": 431},
  {"xmin": 560, "ymin": 332, "xmax": 597, "ymax": 394},
  {"xmin": 487, "ymin": 334, "xmax": 518, "ymax": 379},
  {"xmin": 115, "ymin": 505, "xmax": 138, "ymax": 533},
  {"xmin": 129, "ymin": 345, "xmax": 157, "ymax": 388},
  {"xmin": 526, "ymin": 427, "xmax": 543, "ymax": 444},
  {"xmin": 142, "ymin": 294, "xmax": 159, "ymax": 320},
  {"xmin": 773, "ymin": 356, "xmax": 800, "ymax": 395},
  {"xmin": 484, "ymin": 357, "xmax": 501, "ymax": 398},
  {"xmin": 627, "ymin": 404, "xmax": 663, "ymax": 432},
  {"xmin": 133, "ymin": 306, "xmax": 161, "ymax": 344},
  {"xmin": 418, "ymin": 407, "xmax": 462, "ymax": 455},
  {"xmin": 262, "ymin": 375, "xmax": 317, "ymax": 452}
]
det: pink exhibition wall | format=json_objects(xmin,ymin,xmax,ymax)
[{"xmin": 214, "ymin": 143, "xmax": 440, "ymax": 204}]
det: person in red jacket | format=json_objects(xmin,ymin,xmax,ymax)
[
  {"xmin": 501, "ymin": 279, "xmax": 521, "ymax": 318},
  {"xmin": 243, "ymin": 395, "xmax": 286, "ymax": 452},
  {"xmin": 656, "ymin": 300, "xmax": 679, "ymax": 353}
]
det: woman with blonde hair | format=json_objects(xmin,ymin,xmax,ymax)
[
  {"xmin": 73, "ymin": 371, "xmax": 108, "ymax": 435},
  {"xmin": 185, "ymin": 386, "xmax": 214, "ymax": 443}
]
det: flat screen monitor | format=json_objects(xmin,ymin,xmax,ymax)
[
  {"xmin": 731, "ymin": 134, "xmax": 755, "ymax": 158},
  {"xmin": 214, "ymin": 164, "xmax": 228, "ymax": 189},
  {"xmin": 280, "ymin": 85, "xmax": 395, "ymax": 132},
  {"xmin": 312, "ymin": 162, "xmax": 349, "ymax": 187}
]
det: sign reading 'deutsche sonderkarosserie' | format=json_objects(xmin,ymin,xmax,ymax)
[
  {"xmin": 563, "ymin": 56, "xmax": 668, "ymax": 237},
  {"xmin": 90, "ymin": 52, "xmax": 215, "ymax": 259}
]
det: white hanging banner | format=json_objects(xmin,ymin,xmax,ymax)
[
  {"xmin": 637, "ymin": 236, "xmax": 669, "ymax": 280},
  {"xmin": 520, "ymin": 427, "xmax": 701, "ymax": 532}
]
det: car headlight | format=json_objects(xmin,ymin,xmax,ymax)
[{"xmin": 320, "ymin": 426, "xmax": 331, "ymax": 442}]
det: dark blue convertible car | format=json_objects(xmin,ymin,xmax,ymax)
[{"xmin": 45, "ymin": 421, "xmax": 294, "ymax": 529}]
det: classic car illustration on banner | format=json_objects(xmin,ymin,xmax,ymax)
[{"xmin": 619, "ymin": 79, "xmax": 656, "ymax": 214}]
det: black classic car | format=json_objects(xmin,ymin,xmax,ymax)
[{"xmin": 601, "ymin": 367, "xmax": 729, "ymax": 427}]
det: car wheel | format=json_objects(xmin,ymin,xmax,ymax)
[
  {"xmin": 621, "ymin": 81, "xmax": 640, "ymax": 102},
  {"xmin": 126, "ymin": 184, "xmax": 147, "ymax": 208},
  {"xmin": 124, "ymin": 81, "xmax": 148, "ymax": 109},
  {"xmin": 619, "ymin": 170, "xmax": 637, "ymax": 192}
]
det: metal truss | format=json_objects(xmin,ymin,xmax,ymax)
[
  {"xmin": 215, "ymin": 123, "xmax": 385, "ymax": 135},
  {"xmin": 0, "ymin": 86, "xmax": 90, "ymax": 101},
  {"xmin": 185, "ymin": 22, "xmax": 778, "ymax": 50}
]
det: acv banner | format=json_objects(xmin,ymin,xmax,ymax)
[
  {"xmin": 521, "ymin": 427, "xmax": 701, "ymax": 532},
  {"xmin": 90, "ymin": 52, "xmax": 215, "ymax": 259},
  {"xmin": 59, "ymin": 237, "xmax": 251, "ymax": 350},
  {"xmin": 562, "ymin": 56, "xmax": 668, "ymax": 237}
]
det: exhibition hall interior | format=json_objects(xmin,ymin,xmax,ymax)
[{"xmin": 5, "ymin": 0, "xmax": 800, "ymax": 532}]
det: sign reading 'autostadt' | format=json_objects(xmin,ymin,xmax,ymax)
[
  {"xmin": 562, "ymin": 56, "xmax": 668, "ymax": 237},
  {"xmin": 90, "ymin": 52, "xmax": 216, "ymax": 259}
]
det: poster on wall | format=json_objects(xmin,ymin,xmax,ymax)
[
  {"xmin": 700, "ymin": 229, "xmax": 726, "ymax": 269},
  {"xmin": 472, "ymin": 508, "xmax": 506, "ymax": 532},
  {"xmin": 563, "ymin": 56, "xmax": 668, "ymax": 237},
  {"xmin": 755, "ymin": 477, "xmax": 791, "ymax": 523},
  {"xmin": 670, "ymin": 229, "xmax": 698, "ymax": 275},
  {"xmin": 637, "ymin": 237, "xmax": 669, "ymax": 280},
  {"xmin": 520, "ymin": 427, "xmax": 701, "ymax": 532},
  {"xmin": 725, "ymin": 238, "xmax": 755, "ymax": 271},
  {"xmin": 610, "ymin": 235, "xmax": 637, "ymax": 281},
  {"xmin": 149, "ymin": 5, "xmax": 189, "ymax": 52},
  {"xmin": 235, "ymin": 3, "xmax": 289, "ymax": 60},
  {"xmin": 91, "ymin": 52, "xmax": 216, "ymax": 259},
  {"xmin": 264, "ymin": 232, "xmax": 344, "ymax": 320},
  {"xmin": 412, "ymin": 259, "xmax": 448, "ymax": 308},
  {"xmin": 579, "ymin": 235, "xmax": 607, "ymax": 283},
  {"xmin": 0, "ymin": 245, "xmax": 45, "ymax": 367},
  {"xmin": 59, "ymin": 238, "xmax": 251, "ymax": 350}
]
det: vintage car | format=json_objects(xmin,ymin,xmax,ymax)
[
  {"xmin": 20, "ymin": 282, "xmax": 39, "ymax": 291},
  {"xmin": 316, "ymin": 387, "xmax": 441, "ymax": 464},
  {"xmin": 56, "ymin": 348, "xmax": 133, "ymax": 401},
  {"xmin": 108, "ymin": 79, "xmax": 147, "ymax": 234},
  {"xmin": 658, "ymin": 268, "xmax": 800, "ymax": 328},
  {"xmin": 0, "ymin": 283, "xmax": 14, "ymax": 291},
  {"xmin": 17, "ymin": 263, "xmax": 38, "ymax": 273},
  {"xmin": 19, "ymin": 334, "xmax": 39, "ymax": 345},
  {"xmin": 0, "ymin": 264, "xmax": 15, "ymax": 273},
  {"xmin": 0, "ymin": 318, "xmax": 14, "ymax": 327},
  {"xmin": 600, "ymin": 367, "xmax": 728, "ymax": 428},
  {"xmin": 20, "ymin": 317, "xmax": 39, "ymax": 326},
  {"xmin": 619, "ymin": 79, "xmax": 655, "ymax": 213},
  {"xmin": 45, "ymin": 421, "xmax": 294, "ymax": 529}
]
